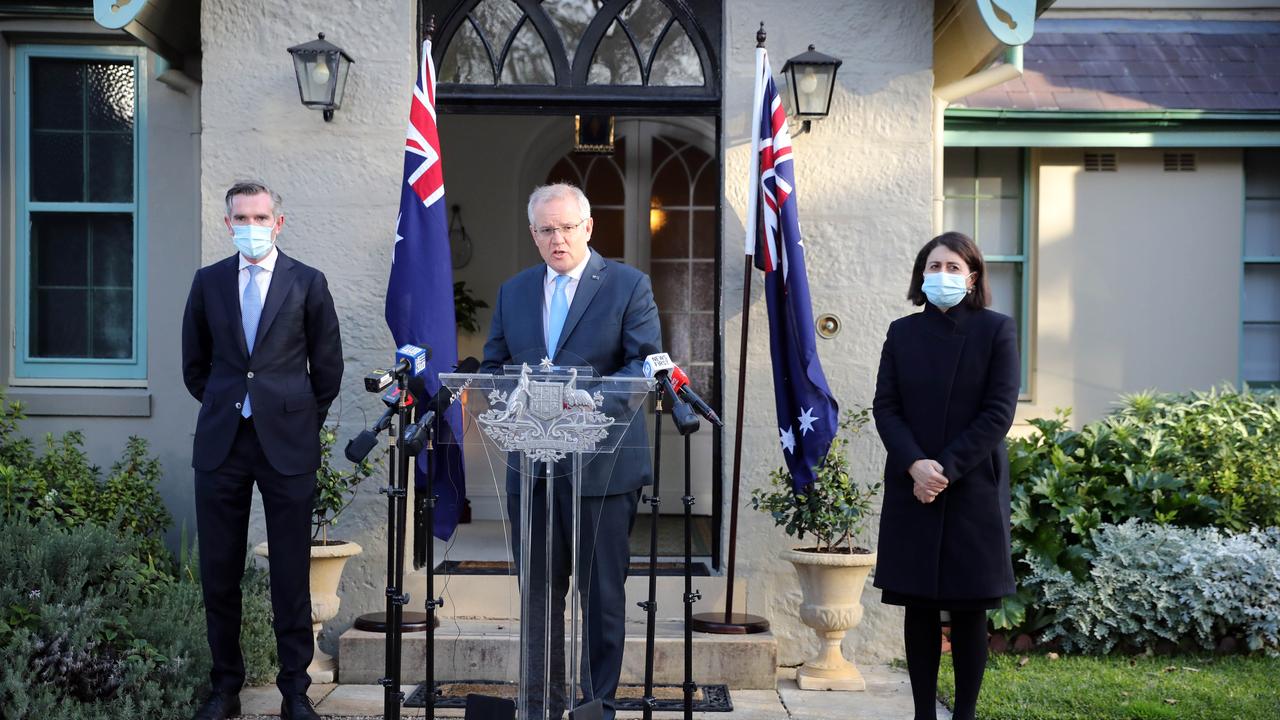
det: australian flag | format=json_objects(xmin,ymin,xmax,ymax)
[
  {"xmin": 750, "ymin": 49, "xmax": 839, "ymax": 493},
  {"xmin": 385, "ymin": 38, "xmax": 466, "ymax": 542}
]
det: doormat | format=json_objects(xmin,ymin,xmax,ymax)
[
  {"xmin": 434, "ymin": 559, "xmax": 712, "ymax": 577},
  {"xmin": 404, "ymin": 680, "xmax": 732, "ymax": 712}
]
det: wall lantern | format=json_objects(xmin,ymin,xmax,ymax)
[
  {"xmin": 780, "ymin": 44, "xmax": 842, "ymax": 135},
  {"xmin": 287, "ymin": 33, "xmax": 354, "ymax": 121}
]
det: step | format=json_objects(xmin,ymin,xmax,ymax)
[{"xmin": 337, "ymin": 618, "xmax": 777, "ymax": 690}]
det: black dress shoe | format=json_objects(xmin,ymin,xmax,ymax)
[
  {"xmin": 281, "ymin": 693, "xmax": 321, "ymax": 720},
  {"xmin": 192, "ymin": 691, "xmax": 241, "ymax": 720}
]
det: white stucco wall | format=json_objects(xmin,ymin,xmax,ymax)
[{"xmin": 722, "ymin": 1, "xmax": 934, "ymax": 665}]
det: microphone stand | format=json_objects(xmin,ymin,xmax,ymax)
[
  {"xmin": 639, "ymin": 397, "xmax": 663, "ymax": 720},
  {"xmin": 380, "ymin": 374, "xmax": 413, "ymax": 720},
  {"xmin": 404, "ymin": 410, "xmax": 443, "ymax": 720},
  {"xmin": 681, "ymin": 430, "xmax": 700, "ymax": 719}
]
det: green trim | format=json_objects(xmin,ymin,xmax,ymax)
[
  {"xmin": 948, "ymin": 109, "xmax": 1280, "ymax": 123},
  {"xmin": 946, "ymin": 109, "xmax": 1280, "ymax": 147},
  {"xmin": 15, "ymin": 44, "xmax": 148, "ymax": 381}
]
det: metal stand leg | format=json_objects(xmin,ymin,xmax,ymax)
[
  {"xmin": 381, "ymin": 380, "xmax": 412, "ymax": 720},
  {"xmin": 682, "ymin": 433, "xmax": 701, "ymax": 719},
  {"xmin": 641, "ymin": 403, "xmax": 664, "ymax": 720}
]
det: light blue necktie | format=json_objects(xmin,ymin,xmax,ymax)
[
  {"xmin": 241, "ymin": 264, "xmax": 263, "ymax": 418},
  {"xmin": 546, "ymin": 274, "xmax": 570, "ymax": 359}
]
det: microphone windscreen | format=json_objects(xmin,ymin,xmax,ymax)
[
  {"xmin": 454, "ymin": 356, "xmax": 480, "ymax": 374},
  {"xmin": 345, "ymin": 430, "xmax": 379, "ymax": 463}
]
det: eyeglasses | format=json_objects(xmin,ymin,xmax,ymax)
[{"xmin": 533, "ymin": 218, "xmax": 588, "ymax": 240}]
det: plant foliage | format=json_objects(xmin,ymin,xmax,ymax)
[
  {"xmin": 750, "ymin": 407, "xmax": 881, "ymax": 553},
  {"xmin": 313, "ymin": 424, "xmax": 379, "ymax": 543}
]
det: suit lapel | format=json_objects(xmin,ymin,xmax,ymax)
[
  {"xmin": 555, "ymin": 252, "xmax": 606, "ymax": 358},
  {"xmin": 253, "ymin": 251, "xmax": 296, "ymax": 353},
  {"xmin": 219, "ymin": 256, "xmax": 250, "ymax": 358}
]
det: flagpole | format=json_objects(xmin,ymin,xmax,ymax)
[{"xmin": 691, "ymin": 22, "xmax": 770, "ymax": 636}]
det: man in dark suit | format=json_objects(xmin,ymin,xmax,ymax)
[
  {"xmin": 480, "ymin": 183, "xmax": 661, "ymax": 720},
  {"xmin": 181, "ymin": 181, "xmax": 343, "ymax": 720}
]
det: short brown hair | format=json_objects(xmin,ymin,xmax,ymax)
[
  {"xmin": 906, "ymin": 231, "xmax": 991, "ymax": 309},
  {"xmin": 224, "ymin": 180, "xmax": 282, "ymax": 216}
]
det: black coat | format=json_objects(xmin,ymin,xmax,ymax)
[
  {"xmin": 871, "ymin": 302, "xmax": 1019, "ymax": 601},
  {"xmin": 181, "ymin": 251, "xmax": 344, "ymax": 476}
]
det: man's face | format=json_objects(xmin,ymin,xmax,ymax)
[
  {"xmin": 530, "ymin": 195, "xmax": 592, "ymax": 274},
  {"xmin": 224, "ymin": 192, "xmax": 283, "ymax": 240}
]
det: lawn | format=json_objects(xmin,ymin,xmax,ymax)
[{"xmin": 936, "ymin": 654, "xmax": 1280, "ymax": 720}]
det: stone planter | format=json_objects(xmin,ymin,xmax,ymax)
[
  {"xmin": 781, "ymin": 547, "xmax": 877, "ymax": 691},
  {"xmin": 254, "ymin": 540, "xmax": 363, "ymax": 683}
]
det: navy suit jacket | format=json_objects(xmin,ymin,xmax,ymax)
[
  {"xmin": 480, "ymin": 250, "xmax": 662, "ymax": 496},
  {"xmin": 181, "ymin": 251, "xmax": 344, "ymax": 476}
]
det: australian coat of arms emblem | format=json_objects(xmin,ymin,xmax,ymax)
[{"xmin": 477, "ymin": 363, "xmax": 615, "ymax": 464}]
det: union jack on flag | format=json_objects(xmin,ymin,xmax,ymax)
[
  {"xmin": 747, "ymin": 47, "xmax": 839, "ymax": 493},
  {"xmin": 385, "ymin": 38, "xmax": 466, "ymax": 542}
]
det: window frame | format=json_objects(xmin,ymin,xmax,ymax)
[
  {"xmin": 942, "ymin": 146, "xmax": 1032, "ymax": 396},
  {"xmin": 13, "ymin": 43, "xmax": 148, "ymax": 382},
  {"xmin": 1241, "ymin": 148, "xmax": 1280, "ymax": 389}
]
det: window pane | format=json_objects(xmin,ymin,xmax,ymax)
[
  {"xmin": 471, "ymin": 0, "xmax": 522, "ymax": 57},
  {"xmin": 651, "ymin": 206, "xmax": 688, "ymax": 258},
  {"xmin": 620, "ymin": 0, "xmax": 672, "ymax": 65},
  {"xmin": 690, "ymin": 311, "xmax": 714, "ymax": 363},
  {"xmin": 440, "ymin": 18, "xmax": 496, "ymax": 84},
  {"xmin": 660, "ymin": 312, "xmax": 690, "ymax": 362},
  {"xmin": 543, "ymin": 0, "xmax": 594, "ymax": 66},
  {"xmin": 1244, "ymin": 265, "xmax": 1280, "ymax": 323},
  {"xmin": 977, "ymin": 198, "xmax": 1021, "ymax": 256},
  {"xmin": 1245, "ymin": 149, "xmax": 1280, "ymax": 198},
  {"xmin": 86, "ymin": 61, "xmax": 135, "ymax": 132},
  {"xmin": 31, "ymin": 130, "xmax": 84, "ymax": 201},
  {"xmin": 691, "ymin": 261, "xmax": 715, "ymax": 312},
  {"xmin": 92, "ymin": 288, "xmax": 133, "ymax": 358},
  {"xmin": 31, "ymin": 58, "xmax": 83, "ymax": 131},
  {"xmin": 692, "ymin": 209, "xmax": 715, "ymax": 258},
  {"xmin": 943, "ymin": 198, "xmax": 975, "ymax": 236},
  {"xmin": 649, "ymin": 19, "xmax": 703, "ymax": 86},
  {"xmin": 943, "ymin": 147, "xmax": 975, "ymax": 195},
  {"xmin": 588, "ymin": 20, "xmax": 642, "ymax": 85},
  {"xmin": 499, "ymin": 18, "xmax": 554, "ymax": 85},
  {"xmin": 651, "ymin": 153, "xmax": 691, "ymax": 206},
  {"xmin": 33, "ymin": 288, "xmax": 89, "ymax": 357},
  {"xmin": 1245, "ymin": 199, "xmax": 1280, "ymax": 257},
  {"xmin": 590, "ymin": 208, "xmax": 624, "ymax": 259},
  {"xmin": 92, "ymin": 214, "xmax": 134, "ymax": 288},
  {"xmin": 690, "ymin": 146, "xmax": 715, "ymax": 206},
  {"xmin": 652, "ymin": 260, "xmax": 689, "ymax": 312},
  {"xmin": 986, "ymin": 261, "xmax": 1021, "ymax": 323},
  {"xmin": 583, "ymin": 155, "xmax": 624, "ymax": 205},
  {"xmin": 32, "ymin": 214, "xmax": 89, "ymax": 287},
  {"xmin": 688, "ymin": 362, "xmax": 715, "ymax": 409},
  {"xmin": 976, "ymin": 148, "xmax": 1021, "ymax": 198},
  {"xmin": 88, "ymin": 133, "xmax": 133, "ymax": 202},
  {"xmin": 1242, "ymin": 323, "xmax": 1280, "ymax": 384}
]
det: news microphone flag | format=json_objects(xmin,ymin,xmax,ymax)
[
  {"xmin": 749, "ymin": 46, "xmax": 839, "ymax": 493},
  {"xmin": 385, "ymin": 37, "xmax": 466, "ymax": 541}
]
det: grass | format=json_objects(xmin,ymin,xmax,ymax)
[{"xmin": 935, "ymin": 653, "xmax": 1280, "ymax": 720}]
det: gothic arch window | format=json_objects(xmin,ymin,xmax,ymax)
[{"xmin": 423, "ymin": 0, "xmax": 721, "ymax": 108}]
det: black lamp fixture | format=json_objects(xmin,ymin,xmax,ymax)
[
  {"xmin": 780, "ymin": 44, "xmax": 842, "ymax": 135},
  {"xmin": 287, "ymin": 33, "xmax": 354, "ymax": 121}
]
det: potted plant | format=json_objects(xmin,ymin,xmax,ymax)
[
  {"xmin": 750, "ymin": 407, "xmax": 882, "ymax": 691},
  {"xmin": 255, "ymin": 425, "xmax": 378, "ymax": 682}
]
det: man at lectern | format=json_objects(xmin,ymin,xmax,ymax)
[{"xmin": 480, "ymin": 182, "xmax": 662, "ymax": 719}]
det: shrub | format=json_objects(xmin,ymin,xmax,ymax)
[
  {"xmin": 996, "ymin": 387, "xmax": 1280, "ymax": 632},
  {"xmin": 1028, "ymin": 520, "xmax": 1280, "ymax": 655}
]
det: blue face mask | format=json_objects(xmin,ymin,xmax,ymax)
[
  {"xmin": 922, "ymin": 271, "xmax": 971, "ymax": 309},
  {"xmin": 232, "ymin": 224, "xmax": 275, "ymax": 260}
]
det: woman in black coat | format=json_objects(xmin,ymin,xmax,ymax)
[{"xmin": 872, "ymin": 231, "xmax": 1020, "ymax": 720}]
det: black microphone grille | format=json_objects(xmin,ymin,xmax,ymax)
[{"xmin": 454, "ymin": 356, "xmax": 480, "ymax": 374}]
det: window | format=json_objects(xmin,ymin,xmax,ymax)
[
  {"xmin": 1243, "ymin": 149, "xmax": 1280, "ymax": 388},
  {"xmin": 943, "ymin": 147, "xmax": 1030, "ymax": 392},
  {"xmin": 14, "ymin": 45, "xmax": 146, "ymax": 381}
]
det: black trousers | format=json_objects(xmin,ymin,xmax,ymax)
[
  {"xmin": 194, "ymin": 417, "xmax": 316, "ymax": 696},
  {"xmin": 507, "ymin": 479, "xmax": 639, "ymax": 720}
]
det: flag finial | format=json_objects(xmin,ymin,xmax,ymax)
[
  {"xmin": 756, "ymin": 22, "xmax": 766, "ymax": 48},
  {"xmin": 424, "ymin": 14, "xmax": 437, "ymax": 41}
]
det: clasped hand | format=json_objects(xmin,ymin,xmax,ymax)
[{"xmin": 909, "ymin": 459, "xmax": 948, "ymax": 504}]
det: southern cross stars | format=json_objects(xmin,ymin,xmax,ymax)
[
  {"xmin": 781, "ymin": 408, "xmax": 821, "ymax": 454},
  {"xmin": 797, "ymin": 407, "xmax": 817, "ymax": 435},
  {"xmin": 779, "ymin": 426, "xmax": 796, "ymax": 454}
]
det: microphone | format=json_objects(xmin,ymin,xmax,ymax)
[
  {"xmin": 414, "ymin": 356, "xmax": 480, "ymax": 427},
  {"xmin": 668, "ymin": 366, "xmax": 723, "ymax": 427},
  {"xmin": 344, "ymin": 384, "xmax": 418, "ymax": 463},
  {"xmin": 393, "ymin": 344, "xmax": 431, "ymax": 378},
  {"xmin": 641, "ymin": 350, "xmax": 701, "ymax": 435},
  {"xmin": 364, "ymin": 368, "xmax": 394, "ymax": 393}
]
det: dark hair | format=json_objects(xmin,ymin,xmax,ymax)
[
  {"xmin": 906, "ymin": 231, "xmax": 991, "ymax": 309},
  {"xmin": 224, "ymin": 180, "xmax": 282, "ymax": 216}
]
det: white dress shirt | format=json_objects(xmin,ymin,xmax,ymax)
[
  {"xmin": 542, "ymin": 252, "xmax": 592, "ymax": 345},
  {"xmin": 238, "ymin": 245, "xmax": 278, "ymax": 311}
]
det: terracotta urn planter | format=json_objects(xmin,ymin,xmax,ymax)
[
  {"xmin": 254, "ymin": 540, "xmax": 363, "ymax": 683},
  {"xmin": 781, "ymin": 547, "xmax": 877, "ymax": 691}
]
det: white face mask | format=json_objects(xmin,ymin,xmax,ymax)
[
  {"xmin": 232, "ymin": 224, "xmax": 274, "ymax": 260},
  {"xmin": 922, "ymin": 271, "xmax": 971, "ymax": 309}
]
